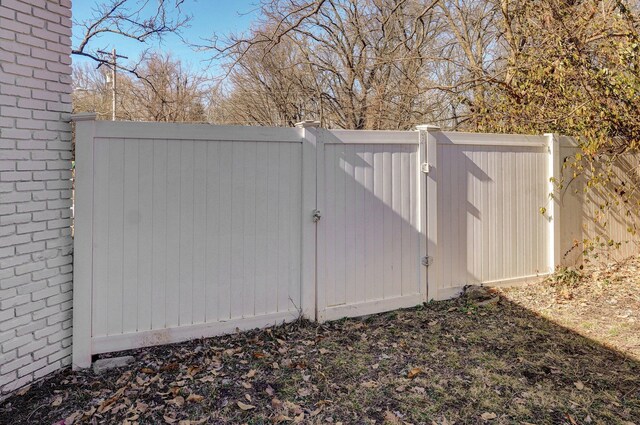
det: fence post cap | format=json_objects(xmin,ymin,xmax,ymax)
[
  {"xmin": 71, "ymin": 113, "xmax": 98, "ymax": 122},
  {"xmin": 416, "ymin": 124, "xmax": 441, "ymax": 131},
  {"xmin": 295, "ymin": 120, "xmax": 321, "ymax": 128}
]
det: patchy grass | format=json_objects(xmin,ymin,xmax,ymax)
[
  {"xmin": 500, "ymin": 258, "xmax": 640, "ymax": 362},
  {"xmin": 2, "ymin": 263, "xmax": 640, "ymax": 424}
]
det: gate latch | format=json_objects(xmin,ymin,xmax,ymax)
[
  {"xmin": 421, "ymin": 256, "xmax": 433, "ymax": 266},
  {"xmin": 421, "ymin": 162, "xmax": 430, "ymax": 174},
  {"xmin": 312, "ymin": 209, "xmax": 322, "ymax": 223}
]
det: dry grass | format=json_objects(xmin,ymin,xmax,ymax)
[
  {"xmin": 1, "ymin": 261, "xmax": 639, "ymax": 424},
  {"xmin": 500, "ymin": 258, "xmax": 640, "ymax": 362}
]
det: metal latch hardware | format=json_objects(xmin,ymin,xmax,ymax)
[
  {"xmin": 312, "ymin": 209, "xmax": 322, "ymax": 223},
  {"xmin": 421, "ymin": 256, "xmax": 433, "ymax": 266},
  {"xmin": 421, "ymin": 163, "xmax": 430, "ymax": 174}
]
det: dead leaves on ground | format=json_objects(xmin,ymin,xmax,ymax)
[
  {"xmin": 236, "ymin": 401, "xmax": 255, "ymax": 411},
  {"xmin": 407, "ymin": 367, "xmax": 423, "ymax": 379},
  {"xmin": 3, "ymin": 271, "xmax": 640, "ymax": 425}
]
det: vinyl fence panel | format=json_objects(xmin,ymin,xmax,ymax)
[{"xmin": 73, "ymin": 120, "xmax": 305, "ymax": 368}]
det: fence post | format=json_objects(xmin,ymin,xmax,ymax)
[
  {"xmin": 545, "ymin": 133, "xmax": 561, "ymax": 273},
  {"xmin": 416, "ymin": 125, "xmax": 440, "ymax": 301},
  {"xmin": 71, "ymin": 113, "xmax": 97, "ymax": 369},
  {"xmin": 296, "ymin": 120, "xmax": 320, "ymax": 320}
]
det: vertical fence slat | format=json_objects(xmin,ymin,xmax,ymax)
[
  {"xmin": 179, "ymin": 141, "xmax": 194, "ymax": 326},
  {"xmin": 205, "ymin": 141, "xmax": 219, "ymax": 322},
  {"xmin": 344, "ymin": 145, "xmax": 356, "ymax": 305},
  {"xmin": 91, "ymin": 138, "xmax": 109, "ymax": 337},
  {"xmin": 192, "ymin": 141, "xmax": 207, "ymax": 324},
  {"xmin": 254, "ymin": 142, "xmax": 269, "ymax": 317},
  {"xmin": 354, "ymin": 147, "xmax": 366, "ymax": 303},
  {"xmin": 218, "ymin": 142, "xmax": 233, "ymax": 320},
  {"xmin": 265, "ymin": 142, "xmax": 279, "ymax": 315},
  {"xmin": 137, "ymin": 139, "xmax": 153, "ymax": 331},
  {"xmin": 122, "ymin": 140, "xmax": 139, "ymax": 333},
  {"xmin": 151, "ymin": 139, "xmax": 167, "ymax": 330},
  {"xmin": 107, "ymin": 138, "xmax": 125, "ymax": 335},
  {"xmin": 165, "ymin": 141, "xmax": 181, "ymax": 327},
  {"xmin": 242, "ymin": 142, "xmax": 257, "ymax": 318}
]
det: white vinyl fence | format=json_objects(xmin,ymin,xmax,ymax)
[{"xmin": 72, "ymin": 115, "xmax": 566, "ymax": 368}]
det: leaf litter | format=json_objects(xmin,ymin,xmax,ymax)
[{"xmin": 1, "ymin": 260, "xmax": 640, "ymax": 424}]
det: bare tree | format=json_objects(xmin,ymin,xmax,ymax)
[
  {"xmin": 208, "ymin": 0, "xmax": 447, "ymax": 129},
  {"xmin": 73, "ymin": 53, "xmax": 208, "ymax": 122},
  {"xmin": 72, "ymin": 0, "xmax": 190, "ymax": 79},
  {"xmin": 131, "ymin": 53, "xmax": 208, "ymax": 122}
]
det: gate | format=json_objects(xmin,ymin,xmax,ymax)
[{"xmin": 312, "ymin": 129, "xmax": 428, "ymax": 321}]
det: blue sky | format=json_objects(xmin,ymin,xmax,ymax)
[{"xmin": 72, "ymin": 0, "xmax": 259, "ymax": 74}]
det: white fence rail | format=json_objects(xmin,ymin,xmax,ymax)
[{"xmin": 72, "ymin": 116, "xmax": 571, "ymax": 368}]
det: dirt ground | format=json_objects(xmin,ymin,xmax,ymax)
[{"xmin": 1, "ymin": 260, "xmax": 639, "ymax": 424}]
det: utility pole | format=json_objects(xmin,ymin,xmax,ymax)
[{"xmin": 97, "ymin": 49, "xmax": 128, "ymax": 121}]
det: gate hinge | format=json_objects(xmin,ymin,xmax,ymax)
[
  {"xmin": 421, "ymin": 256, "xmax": 433, "ymax": 266},
  {"xmin": 420, "ymin": 162, "xmax": 430, "ymax": 174},
  {"xmin": 312, "ymin": 209, "xmax": 322, "ymax": 223}
]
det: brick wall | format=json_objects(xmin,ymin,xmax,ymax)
[{"xmin": 0, "ymin": 0, "xmax": 73, "ymax": 396}]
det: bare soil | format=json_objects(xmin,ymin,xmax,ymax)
[{"xmin": 1, "ymin": 260, "xmax": 639, "ymax": 424}]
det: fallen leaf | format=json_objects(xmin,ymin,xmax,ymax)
[
  {"xmin": 574, "ymin": 381, "xmax": 585, "ymax": 390},
  {"xmin": 186, "ymin": 393, "xmax": 204, "ymax": 403},
  {"xmin": 298, "ymin": 387, "xmax": 311, "ymax": 397},
  {"xmin": 319, "ymin": 348, "xmax": 330, "ymax": 354},
  {"xmin": 272, "ymin": 397, "xmax": 283, "ymax": 409},
  {"xmin": 51, "ymin": 395, "xmax": 63, "ymax": 406},
  {"xmin": 187, "ymin": 366, "xmax": 201, "ymax": 377},
  {"xmin": 64, "ymin": 411, "xmax": 80, "ymax": 425},
  {"xmin": 16, "ymin": 386, "xmax": 30, "ymax": 396},
  {"xmin": 246, "ymin": 369, "xmax": 256, "ymax": 378},
  {"xmin": 407, "ymin": 367, "xmax": 423, "ymax": 379},
  {"xmin": 140, "ymin": 367, "xmax": 155, "ymax": 374},
  {"xmin": 566, "ymin": 413, "xmax": 579, "ymax": 425},
  {"xmin": 360, "ymin": 381, "xmax": 379, "ymax": 388},
  {"xmin": 237, "ymin": 401, "xmax": 256, "ymax": 410},
  {"xmin": 164, "ymin": 415, "xmax": 178, "ymax": 424},
  {"xmin": 253, "ymin": 352, "xmax": 266, "ymax": 359},
  {"xmin": 384, "ymin": 410, "xmax": 402, "ymax": 424},
  {"xmin": 97, "ymin": 387, "xmax": 126, "ymax": 413},
  {"xmin": 481, "ymin": 412, "xmax": 497, "ymax": 421},
  {"xmin": 169, "ymin": 396, "xmax": 185, "ymax": 407}
]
